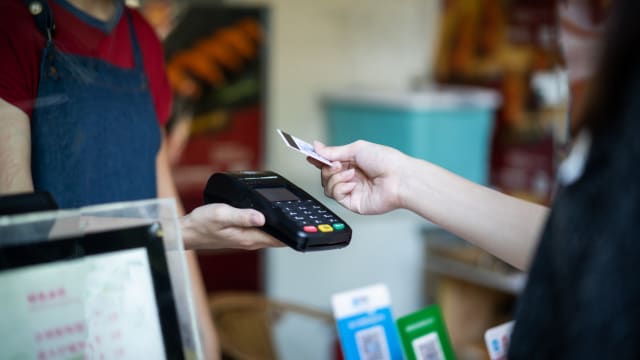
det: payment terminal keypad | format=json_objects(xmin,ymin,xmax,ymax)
[
  {"xmin": 274, "ymin": 200, "xmax": 346, "ymax": 233},
  {"xmin": 204, "ymin": 170, "xmax": 351, "ymax": 251}
]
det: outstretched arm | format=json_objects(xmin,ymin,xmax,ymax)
[
  {"xmin": 157, "ymin": 130, "xmax": 284, "ymax": 359},
  {"xmin": 315, "ymin": 140, "xmax": 548, "ymax": 270},
  {"xmin": 400, "ymin": 155, "xmax": 548, "ymax": 270},
  {"xmin": 156, "ymin": 129, "xmax": 284, "ymax": 251},
  {"xmin": 156, "ymin": 130, "xmax": 221, "ymax": 360}
]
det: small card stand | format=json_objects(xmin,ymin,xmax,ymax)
[
  {"xmin": 396, "ymin": 305, "xmax": 456, "ymax": 360},
  {"xmin": 331, "ymin": 283, "xmax": 404, "ymax": 360}
]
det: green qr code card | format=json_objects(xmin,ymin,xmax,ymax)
[{"xmin": 396, "ymin": 305, "xmax": 456, "ymax": 360}]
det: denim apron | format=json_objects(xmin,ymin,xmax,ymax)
[{"xmin": 28, "ymin": 1, "xmax": 160, "ymax": 209}]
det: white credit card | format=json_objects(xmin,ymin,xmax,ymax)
[{"xmin": 277, "ymin": 129, "xmax": 332, "ymax": 166}]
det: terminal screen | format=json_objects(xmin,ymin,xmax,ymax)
[{"xmin": 256, "ymin": 187, "xmax": 300, "ymax": 202}]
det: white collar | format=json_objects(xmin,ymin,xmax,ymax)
[{"xmin": 557, "ymin": 130, "xmax": 592, "ymax": 186}]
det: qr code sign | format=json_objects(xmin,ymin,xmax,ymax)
[
  {"xmin": 484, "ymin": 321, "xmax": 514, "ymax": 360},
  {"xmin": 355, "ymin": 325, "xmax": 391, "ymax": 360},
  {"xmin": 412, "ymin": 332, "xmax": 445, "ymax": 360}
]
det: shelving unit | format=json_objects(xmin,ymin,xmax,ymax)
[
  {"xmin": 425, "ymin": 252, "xmax": 526, "ymax": 295},
  {"xmin": 422, "ymin": 227, "xmax": 525, "ymax": 360},
  {"xmin": 422, "ymin": 226, "xmax": 526, "ymax": 295}
]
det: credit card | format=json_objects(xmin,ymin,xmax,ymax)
[{"xmin": 277, "ymin": 129, "xmax": 332, "ymax": 166}]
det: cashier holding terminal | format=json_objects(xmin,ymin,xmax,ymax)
[
  {"xmin": 0, "ymin": 0, "xmax": 282, "ymax": 358},
  {"xmin": 315, "ymin": 0, "xmax": 640, "ymax": 358}
]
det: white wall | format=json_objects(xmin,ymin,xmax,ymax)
[
  {"xmin": 264, "ymin": 0, "xmax": 438, "ymax": 175},
  {"xmin": 227, "ymin": 0, "xmax": 440, "ymax": 358}
]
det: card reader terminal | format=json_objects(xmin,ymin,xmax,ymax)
[{"xmin": 204, "ymin": 171, "xmax": 352, "ymax": 252}]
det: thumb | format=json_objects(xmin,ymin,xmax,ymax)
[
  {"xmin": 237, "ymin": 208, "xmax": 266, "ymax": 227},
  {"xmin": 199, "ymin": 203, "xmax": 265, "ymax": 228},
  {"xmin": 314, "ymin": 140, "xmax": 359, "ymax": 162}
]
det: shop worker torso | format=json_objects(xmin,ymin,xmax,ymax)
[{"xmin": 0, "ymin": 0, "xmax": 172, "ymax": 208}]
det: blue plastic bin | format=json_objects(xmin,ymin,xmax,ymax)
[{"xmin": 323, "ymin": 87, "xmax": 500, "ymax": 184}]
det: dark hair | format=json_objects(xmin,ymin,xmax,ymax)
[{"xmin": 578, "ymin": 0, "xmax": 640, "ymax": 134}]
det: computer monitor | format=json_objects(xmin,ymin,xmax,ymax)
[{"xmin": 0, "ymin": 223, "xmax": 185, "ymax": 359}]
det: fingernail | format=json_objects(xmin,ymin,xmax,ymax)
[{"xmin": 251, "ymin": 213, "xmax": 263, "ymax": 225}]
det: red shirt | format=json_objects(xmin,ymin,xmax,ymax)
[{"xmin": 0, "ymin": 0, "xmax": 171, "ymax": 125}]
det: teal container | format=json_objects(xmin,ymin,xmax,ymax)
[{"xmin": 324, "ymin": 87, "xmax": 500, "ymax": 185}]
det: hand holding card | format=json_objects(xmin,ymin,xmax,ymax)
[{"xmin": 277, "ymin": 129, "xmax": 332, "ymax": 166}]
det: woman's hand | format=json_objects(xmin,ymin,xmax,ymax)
[
  {"xmin": 312, "ymin": 140, "xmax": 410, "ymax": 215},
  {"xmin": 181, "ymin": 203, "xmax": 285, "ymax": 250}
]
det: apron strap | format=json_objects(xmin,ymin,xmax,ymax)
[
  {"xmin": 24, "ymin": 0, "xmax": 55, "ymax": 41},
  {"xmin": 125, "ymin": 10, "xmax": 144, "ymax": 71}
]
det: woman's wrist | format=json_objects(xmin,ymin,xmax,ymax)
[
  {"xmin": 396, "ymin": 156, "xmax": 440, "ymax": 216},
  {"xmin": 393, "ymin": 154, "xmax": 419, "ymax": 210}
]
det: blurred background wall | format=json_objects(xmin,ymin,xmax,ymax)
[{"xmin": 238, "ymin": 0, "xmax": 438, "ymax": 175}]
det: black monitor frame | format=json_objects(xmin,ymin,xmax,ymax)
[{"xmin": 0, "ymin": 191, "xmax": 58, "ymax": 215}]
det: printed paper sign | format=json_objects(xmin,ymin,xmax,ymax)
[
  {"xmin": 396, "ymin": 305, "xmax": 456, "ymax": 360},
  {"xmin": 331, "ymin": 284, "xmax": 404, "ymax": 360},
  {"xmin": 484, "ymin": 321, "xmax": 515, "ymax": 360}
]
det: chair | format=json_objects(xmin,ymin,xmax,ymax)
[{"xmin": 209, "ymin": 291, "xmax": 336, "ymax": 360}]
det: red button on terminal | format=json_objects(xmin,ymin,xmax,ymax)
[{"xmin": 303, "ymin": 226, "xmax": 318, "ymax": 233}]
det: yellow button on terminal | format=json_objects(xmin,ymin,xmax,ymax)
[{"xmin": 318, "ymin": 224, "xmax": 334, "ymax": 232}]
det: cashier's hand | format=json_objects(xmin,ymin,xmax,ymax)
[
  {"xmin": 311, "ymin": 140, "xmax": 411, "ymax": 215},
  {"xmin": 180, "ymin": 203, "xmax": 285, "ymax": 250}
]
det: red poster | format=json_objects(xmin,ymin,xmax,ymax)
[{"xmin": 162, "ymin": 5, "xmax": 268, "ymax": 212}]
